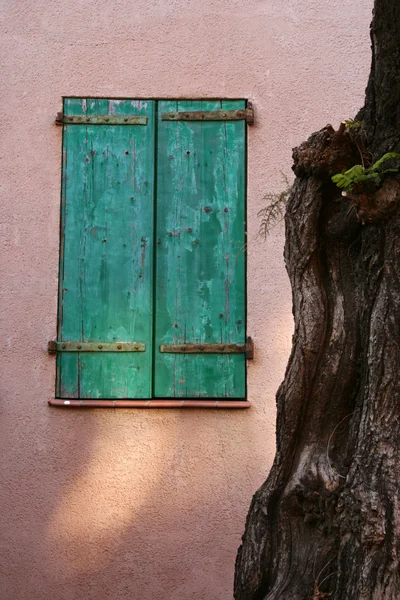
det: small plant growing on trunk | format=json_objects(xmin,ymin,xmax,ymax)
[{"xmin": 331, "ymin": 152, "xmax": 400, "ymax": 193}]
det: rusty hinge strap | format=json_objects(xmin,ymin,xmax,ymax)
[
  {"xmin": 161, "ymin": 106, "xmax": 254, "ymax": 125},
  {"xmin": 55, "ymin": 113, "xmax": 148, "ymax": 126},
  {"xmin": 160, "ymin": 337, "xmax": 254, "ymax": 358},
  {"xmin": 245, "ymin": 336, "xmax": 254, "ymax": 360},
  {"xmin": 48, "ymin": 341, "xmax": 145, "ymax": 354}
]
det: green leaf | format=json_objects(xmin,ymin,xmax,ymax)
[
  {"xmin": 369, "ymin": 152, "xmax": 400, "ymax": 172},
  {"xmin": 331, "ymin": 152, "xmax": 400, "ymax": 192},
  {"xmin": 343, "ymin": 164, "xmax": 364, "ymax": 179},
  {"xmin": 354, "ymin": 172, "xmax": 382, "ymax": 186},
  {"xmin": 331, "ymin": 174, "xmax": 350, "ymax": 188},
  {"xmin": 381, "ymin": 168, "xmax": 400, "ymax": 174},
  {"xmin": 353, "ymin": 174, "xmax": 374, "ymax": 182}
]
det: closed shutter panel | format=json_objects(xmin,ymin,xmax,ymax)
[
  {"xmin": 57, "ymin": 99, "xmax": 155, "ymax": 399},
  {"xmin": 154, "ymin": 100, "xmax": 246, "ymax": 398}
]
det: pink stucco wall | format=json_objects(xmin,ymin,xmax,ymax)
[{"xmin": 1, "ymin": 1, "xmax": 373, "ymax": 598}]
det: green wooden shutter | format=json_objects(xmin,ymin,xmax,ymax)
[
  {"xmin": 57, "ymin": 99, "xmax": 155, "ymax": 399},
  {"xmin": 154, "ymin": 100, "xmax": 246, "ymax": 398}
]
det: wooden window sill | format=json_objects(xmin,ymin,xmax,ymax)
[{"xmin": 49, "ymin": 399, "xmax": 250, "ymax": 409}]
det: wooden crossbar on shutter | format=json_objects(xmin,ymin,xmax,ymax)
[
  {"xmin": 57, "ymin": 98, "xmax": 155, "ymax": 399},
  {"xmin": 154, "ymin": 100, "xmax": 246, "ymax": 398}
]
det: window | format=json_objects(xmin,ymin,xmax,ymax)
[{"xmin": 54, "ymin": 98, "xmax": 250, "ymax": 401}]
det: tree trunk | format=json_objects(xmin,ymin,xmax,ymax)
[{"xmin": 234, "ymin": 2, "xmax": 400, "ymax": 599}]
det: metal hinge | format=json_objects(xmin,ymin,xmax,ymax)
[
  {"xmin": 48, "ymin": 341, "xmax": 145, "ymax": 354},
  {"xmin": 160, "ymin": 336, "xmax": 254, "ymax": 359},
  {"xmin": 55, "ymin": 113, "xmax": 148, "ymax": 126},
  {"xmin": 161, "ymin": 104, "xmax": 254, "ymax": 125}
]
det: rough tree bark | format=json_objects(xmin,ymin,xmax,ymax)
[{"xmin": 235, "ymin": 2, "xmax": 400, "ymax": 599}]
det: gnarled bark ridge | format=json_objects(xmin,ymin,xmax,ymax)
[{"xmin": 235, "ymin": 2, "xmax": 400, "ymax": 598}]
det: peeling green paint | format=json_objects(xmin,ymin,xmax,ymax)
[
  {"xmin": 154, "ymin": 100, "xmax": 246, "ymax": 398},
  {"xmin": 57, "ymin": 99, "xmax": 155, "ymax": 399},
  {"xmin": 57, "ymin": 99, "xmax": 246, "ymax": 399}
]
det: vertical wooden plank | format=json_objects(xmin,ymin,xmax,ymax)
[
  {"xmin": 58, "ymin": 98, "xmax": 155, "ymax": 398},
  {"xmin": 154, "ymin": 100, "xmax": 246, "ymax": 398},
  {"xmin": 58, "ymin": 98, "xmax": 87, "ymax": 398}
]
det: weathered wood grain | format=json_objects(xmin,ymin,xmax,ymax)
[
  {"xmin": 57, "ymin": 98, "xmax": 155, "ymax": 398},
  {"xmin": 154, "ymin": 100, "xmax": 246, "ymax": 398}
]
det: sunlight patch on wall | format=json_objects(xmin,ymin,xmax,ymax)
[{"xmin": 46, "ymin": 419, "xmax": 175, "ymax": 573}]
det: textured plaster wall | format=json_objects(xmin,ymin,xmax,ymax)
[{"xmin": 0, "ymin": 1, "xmax": 372, "ymax": 599}]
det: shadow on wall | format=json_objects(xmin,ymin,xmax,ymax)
[
  {"xmin": 1, "ymin": 406, "xmax": 271, "ymax": 600},
  {"xmin": 0, "ymin": 228, "xmax": 292, "ymax": 600}
]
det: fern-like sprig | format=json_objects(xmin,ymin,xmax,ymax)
[{"xmin": 258, "ymin": 174, "xmax": 292, "ymax": 239}]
